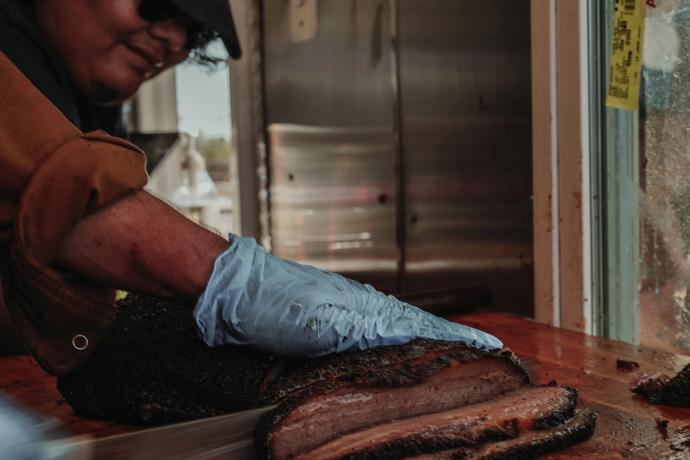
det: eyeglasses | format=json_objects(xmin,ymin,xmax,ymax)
[{"xmin": 138, "ymin": 0, "xmax": 206, "ymax": 49}]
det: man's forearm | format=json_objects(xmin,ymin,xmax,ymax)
[{"xmin": 55, "ymin": 191, "xmax": 228, "ymax": 304}]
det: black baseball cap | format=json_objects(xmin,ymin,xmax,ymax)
[{"xmin": 167, "ymin": 0, "xmax": 242, "ymax": 59}]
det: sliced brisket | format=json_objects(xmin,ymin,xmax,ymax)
[
  {"xmin": 257, "ymin": 344, "xmax": 530, "ymax": 459},
  {"xmin": 405, "ymin": 409, "xmax": 597, "ymax": 460},
  {"xmin": 289, "ymin": 386, "xmax": 578, "ymax": 460}
]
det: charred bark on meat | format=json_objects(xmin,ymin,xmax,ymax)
[
  {"xmin": 455, "ymin": 409, "xmax": 597, "ymax": 460},
  {"xmin": 58, "ymin": 295, "xmax": 281, "ymax": 424},
  {"xmin": 631, "ymin": 364, "xmax": 690, "ymax": 407},
  {"xmin": 406, "ymin": 409, "xmax": 597, "ymax": 460},
  {"xmin": 290, "ymin": 386, "xmax": 579, "ymax": 460}
]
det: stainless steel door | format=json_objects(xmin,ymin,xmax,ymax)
[
  {"xmin": 261, "ymin": 0, "xmax": 533, "ymax": 314},
  {"xmin": 397, "ymin": 0, "xmax": 533, "ymax": 314},
  {"xmin": 263, "ymin": 0, "xmax": 399, "ymax": 293}
]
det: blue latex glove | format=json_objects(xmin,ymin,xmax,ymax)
[{"xmin": 194, "ymin": 235, "xmax": 502, "ymax": 357}]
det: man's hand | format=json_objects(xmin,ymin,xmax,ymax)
[{"xmin": 194, "ymin": 235, "xmax": 503, "ymax": 357}]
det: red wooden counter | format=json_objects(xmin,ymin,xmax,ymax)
[{"xmin": 2, "ymin": 312, "xmax": 690, "ymax": 458}]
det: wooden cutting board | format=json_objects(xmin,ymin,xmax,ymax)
[
  {"xmin": 2, "ymin": 312, "xmax": 690, "ymax": 458},
  {"xmin": 453, "ymin": 312, "xmax": 690, "ymax": 459}
]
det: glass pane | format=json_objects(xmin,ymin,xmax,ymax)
[
  {"xmin": 172, "ymin": 40, "xmax": 236, "ymax": 236},
  {"xmin": 602, "ymin": 0, "xmax": 690, "ymax": 352},
  {"xmin": 176, "ymin": 41, "xmax": 232, "ymax": 140},
  {"xmin": 638, "ymin": 0, "xmax": 690, "ymax": 353}
]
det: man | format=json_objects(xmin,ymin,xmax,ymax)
[{"xmin": 0, "ymin": 0, "xmax": 501, "ymax": 379}]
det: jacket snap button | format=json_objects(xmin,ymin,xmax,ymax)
[{"xmin": 72, "ymin": 334, "xmax": 89, "ymax": 351}]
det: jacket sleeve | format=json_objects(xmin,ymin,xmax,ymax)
[{"xmin": 0, "ymin": 51, "xmax": 149, "ymax": 376}]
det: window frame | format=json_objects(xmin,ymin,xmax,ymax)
[{"xmin": 531, "ymin": 0, "xmax": 596, "ymax": 334}]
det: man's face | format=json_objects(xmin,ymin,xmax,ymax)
[{"xmin": 34, "ymin": 0, "xmax": 191, "ymax": 105}]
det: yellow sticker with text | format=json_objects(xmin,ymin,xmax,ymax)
[{"xmin": 606, "ymin": 0, "xmax": 647, "ymax": 110}]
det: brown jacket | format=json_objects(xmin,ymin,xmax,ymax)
[{"xmin": 0, "ymin": 51, "xmax": 148, "ymax": 376}]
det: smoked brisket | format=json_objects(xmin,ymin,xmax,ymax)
[
  {"xmin": 57, "ymin": 294, "xmax": 594, "ymax": 459},
  {"xmin": 405, "ymin": 409, "xmax": 597, "ymax": 460},
  {"xmin": 288, "ymin": 386, "xmax": 578, "ymax": 460},
  {"xmin": 256, "ymin": 344, "xmax": 530, "ymax": 459},
  {"xmin": 58, "ymin": 295, "xmax": 528, "ymax": 426},
  {"xmin": 58, "ymin": 295, "xmax": 282, "ymax": 424}
]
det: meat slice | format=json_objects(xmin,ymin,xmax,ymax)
[
  {"xmin": 631, "ymin": 364, "xmax": 690, "ymax": 407},
  {"xmin": 261, "ymin": 340, "xmax": 529, "ymax": 404},
  {"xmin": 405, "ymin": 409, "xmax": 597, "ymax": 460},
  {"xmin": 257, "ymin": 343, "xmax": 531, "ymax": 460},
  {"xmin": 278, "ymin": 386, "xmax": 577, "ymax": 460}
]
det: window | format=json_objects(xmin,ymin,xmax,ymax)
[
  {"xmin": 173, "ymin": 40, "xmax": 236, "ymax": 235},
  {"xmin": 598, "ymin": 0, "xmax": 690, "ymax": 353},
  {"xmin": 135, "ymin": 40, "xmax": 236, "ymax": 236}
]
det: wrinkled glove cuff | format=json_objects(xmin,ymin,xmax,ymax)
[{"xmin": 193, "ymin": 234, "xmax": 258, "ymax": 347}]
